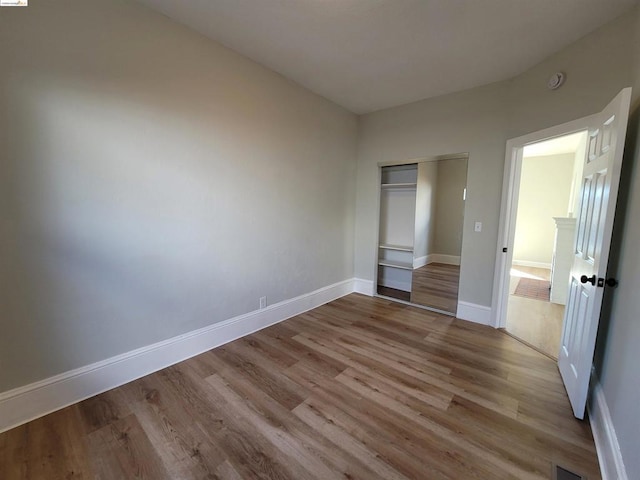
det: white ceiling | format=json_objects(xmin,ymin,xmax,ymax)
[
  {"xmin": 137, "ymin": 0, "xmax": 637, "ymax": 114},
  {"xmin": 523, "ymin": 131, "xmax": 587, "ymax": 158}
]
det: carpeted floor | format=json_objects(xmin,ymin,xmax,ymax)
[{"xmin": 513, "ymin": 277, "xmax": 551, "ymax": 301}]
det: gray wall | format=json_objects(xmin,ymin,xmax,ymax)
[
  {"xmin": 2, "ymin": 3, "xmax": 639, "ymax": 476},
  {"xmin": 0, "ymin": 0, "xmax": 358, "ymax": 392},
  {"xmin": 595, "ymin": 6, "xmax": 640, "ymax": 478},
  {"xmin": 356, "ymin": 83, "xmax": 508, "ymax": 306},
  {"xmin": 354, "ymin": 12, "xmax": 635, "ymax": 308},
  {"xmin": 433, "ymin": 159, "xmax": 467, "ymax": 257}
]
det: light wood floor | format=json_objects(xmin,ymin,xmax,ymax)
[
  {"xmin": 411, "ymin": 263, "xmax": 460, "ymax": 313},
  {"xmin": 506, "ymin": 267, "xmax": 564, "ymax": 359},
  {"xmin": 0, "ymin": 294, "xmax": 600, "ymax": 480}
]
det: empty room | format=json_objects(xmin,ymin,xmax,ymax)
[{"xmin": 1, "ymin": 1, "xmax": 640, "ymax": 479}]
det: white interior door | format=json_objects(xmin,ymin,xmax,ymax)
[{"xmin": 559, "ymin": 87, "xmax": 631, "ymax": 419}]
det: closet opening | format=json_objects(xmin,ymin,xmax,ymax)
[{"xmin": 376, "ymin": 155, "xmax": 468, "ymax": 316}]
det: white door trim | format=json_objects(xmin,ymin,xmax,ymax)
[
  {"xmin": 491, "ymin": 116, "xmax": 596, "ymax": 329},
  {"xmin": 558, "ymin": 88, "xmax": 632, "ymax": 419}
]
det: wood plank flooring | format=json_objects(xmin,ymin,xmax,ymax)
[
  {"xmin": 0, "ymin": 294, "xmax": 600, "ymax": 479},
  {"xmin": 411, "ymin": 263, "xmax": 460, "ymax": 313}
]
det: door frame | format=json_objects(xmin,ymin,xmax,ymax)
[{"xmin": 491, "ymin": 116, "xmax": 595, "ymax": 329}]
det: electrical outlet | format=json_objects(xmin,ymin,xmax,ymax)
[
  {"xmin": 474, "ymin": 221, "xmax": 482, "ymax": 232},
  {"xmin": 259, "ymin": 296, "xmax": 267, "ymax": 309}
]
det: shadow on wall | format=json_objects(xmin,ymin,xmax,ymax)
[
  {"xmin": 0, "ymin": 40, "xmax": 355, "ymax": 392},
  {"xmin": 1, "ymin": 77, "xmax": 260, "ymax": 389}
]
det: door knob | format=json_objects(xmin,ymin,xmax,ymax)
[
  {"xmin": 605, "ymin": 278, "xmax": 619, "ymax": 287},
  {"xmin": 580, "ymin": 275, "xmax": 596, "ymax": 285}
]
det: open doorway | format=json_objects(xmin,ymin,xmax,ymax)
[
  {"xmin": 504, "ymin": 131, "xmax": 588, "ymax": 359},
  {"xmin": 494, "ymin": 88, "xmax": 631, "ymax": 417}
]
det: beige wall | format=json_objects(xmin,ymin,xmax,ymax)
[
  {"xmin": 355, "ymin": 12, "xmax": 634, "ymax": 308},
  {"xmin": 513, "ymin": 153, "xmax": 575, "ymax": 266},
  {"xmin": 0, "ymin": 0, "xmax": 358, "ymax": 392}
]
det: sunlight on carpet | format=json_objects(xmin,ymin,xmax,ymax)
[{"xmin": 513, "ymin": 277, "xmax": 551, "ymax": 301}]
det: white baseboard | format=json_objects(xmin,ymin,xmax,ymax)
[
  {"xmin": 353, "ymin": 278, "xmax": 374, "ymax": 296},
  {"xmin": 511, "ymin": 260, "xmax": 552, "ymax": 269},
  {"xmin": 588, "ymin": 376, "xmax": 628, "ymax": 480},
  {"xmin": 0, "ymin": 279, "xmax": 355, "ymax": 434},
  {"xmin": 413, "ymin": 254, "xmax": 461, "ymax": 269},
  {"xmin": 413, "ymin": 255, "xmax": 429, "ymax": 269},
  {"xmin": 456, "ymin": 301, "xmax": 492, "ymax": 326},
  {"xmin": 430, "ymin": 254, "xmax": 461, "ymax": 266}
]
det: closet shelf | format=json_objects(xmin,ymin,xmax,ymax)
[
  {"xmin": 379, "ymin": 244, "xmax": 414, "ymax": 252},
  {"xmin": 381, "ymin": 182, "xmax": 417, "ymax": 189},
  {"xmin": 378, "ymin": 259, "xmax": 413, "ymax": 270}
]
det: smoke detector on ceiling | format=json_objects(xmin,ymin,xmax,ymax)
[{"xmin": 548, "ymin": 72, "xmax": 565, "ymax": 90}]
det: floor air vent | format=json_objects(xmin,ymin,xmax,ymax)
[{"xmin": 552, "ymin": 463, "xmax": 586, "ymax": 480}]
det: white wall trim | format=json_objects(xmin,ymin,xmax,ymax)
[
  {"xmin": 413, "ymin": 255, "xmax": 429, "ymax": 269},
  {"xmin": 588, "ymin": 375, "xmax": 628, "ymax": 480},
  {"xmin": 0, "ymin": 279, "xmax": 355, "ymax": 434},
  {"xmin": 430, "ymin": 254, "xmax": 461, "ymax": 266},
  {"xmin": 511, "ymin": 260, "xmax": 552, "ymax": 269},
  {"xmin": 456, "ymin": 301, "xmax": 493, "ymax": 326},
  {"xmin": 353, "ymin": 278, "xmax": 374, "ymax": 296},
  {"xmin": 413, "ymin": 254, "xmax": 461, "ymax": 269}
]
